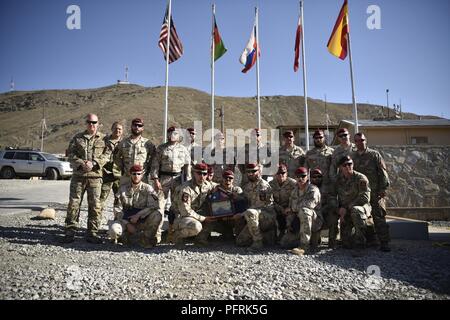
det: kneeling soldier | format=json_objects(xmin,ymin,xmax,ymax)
[
  {"xmin": 172, "ymin": 163, "xmax": 217, "ymax": 248},
  {"xmin": 336, "ymin": 155, "xmax": 373, "ymax": 256},
  {"xmin": 282, "ymin": 167, "xmax": 322, "ymax": 255},
  {"xmin": 111, "ymin": 164, "xmax": 162, "ymax": 248},
  {"xmin": 235, "ymin": 163, "xmax": 276, "ymax": 250}
]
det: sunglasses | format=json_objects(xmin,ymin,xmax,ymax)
[
  {"xmin": 86, "ymin": 120, "xmax": 98, "ymax": 125},
  {"xmin": 338, "ymin": 134, "xmax": 348, "ymax": 138},
  {"xmin": 276, "ymin": 172, "xmax": 287, "ymax": 175},
  {"xmin": 224, "ymin": 177, "xmax": 234, "ymax": 180},
  {"xmin": 131, "ymin": 172, "xmax": 142, "ymax": 176},
  {"xmin": 355, "ymin": 139, "xmax": 366, "ymax": 142},
  {"xmin": 342, "ymin": 162, "xmax": 353, "ymax": 167},
  {"xmin": 133, "ymin": 124, "xmax": 144, "ymax": 128},
  {"xmin": 314, "ymin": 136, "xmax": 324, "ymax": 140},
  {"xmin": 297, "ymin": 175, "xmax": 308, "ymax": 179},
  {"xmin": 195, "ymin": 171, "xmax": 208, "ymax": 176}
]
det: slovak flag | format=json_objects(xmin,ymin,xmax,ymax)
[{"xmin": 239, "ymin": 22, "xmax": 260, "ymax": 73}]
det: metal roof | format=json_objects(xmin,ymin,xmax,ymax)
[{"xmin": 341, "ymin": 119, "xmax": 450, "ymax": 127}]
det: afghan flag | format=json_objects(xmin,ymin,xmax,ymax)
[
  {"xmin": 213, "ymin": 14, "xmax": 227, "ymax": 61},
  {"xmin": 327, "ymin": 0, "xmax": 349, "ymax": 60}
]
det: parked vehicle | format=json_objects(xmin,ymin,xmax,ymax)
[{"xmin": 0, "ymin": 148, "xmax": 73, "ymax": 180}]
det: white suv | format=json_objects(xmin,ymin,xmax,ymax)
[{"xmin": 0, "ymin": 149, "xmax": 73, "ymax": 180}]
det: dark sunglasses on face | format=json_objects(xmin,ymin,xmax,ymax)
[
  {"xmin": 133, "ymin": 124, "xmax": 144, "ymax": 128},
  {"xmin": 343, "ymin": 162, "xmax": 353, "ymax": 167},
  {"xmin": 195, "ymin": 171, "xmax": 208, "ymax": 176},
  {"xmin": 131, "ymin": 172, "xmax": 142, "ymax": 176},
  {"xmin": 314, "ymin": 136, "xmax": 324, "ymax": 140},
  {"xmin": 339, "ymin": 134, "xmax": 348, "ymax": 138},
  {"xmin": 86, "ymin": 120, "xmax": 98, "ymax": 125},
  {"xmin": 355, "ymin": 139, "xmax": 366, "ymax": 142},
  {"xmin": 297, "ymin": 175, "xmax": 307, "ymax": 179},
  {"xmin": 225, "ymin": 177, "xmax": 233, "ymax": 180}
]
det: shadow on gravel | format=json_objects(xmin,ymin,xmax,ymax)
[{"xmin": 311, "ymin": 243, "xmax": 450, "ymax": 296}]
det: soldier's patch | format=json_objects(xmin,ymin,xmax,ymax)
[
  {"xmin": 182, "ymin": 192, "xmax": 190, "ymax": 203},
  {"xmin": 359, "ymin": 179, "xmax": 369, "ymax": 190}
]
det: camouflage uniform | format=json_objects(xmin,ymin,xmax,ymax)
[
  {"xmin": 305, "ymin": 145, "xmax": 334, "ymax": 185},
  {"xmin": 280, "ymin": 184, "xmax": 322, "ymax": 249},
  {"xmin": 205, "ymin": 147, "xmax": 236, "ymax": 184},
  {"xmin": 113, "ymin": 181, "xmax": 162, "ymax": 245},
  {"xmin": 172, "ymin": 180, "xmax": 218, "ymax": 241},
  {"xmin": 65, "ymin": 130, "xmax": 109, "ymax": 236},
  {"xmin": 352, "ymin": 147, "xmax": 390, "ymax": 244},
  {"xmin": 317, "ymin": 183, "xmax": 339, "ymax": 246},
  {"xmin": 114, "ymin": 135, "xmax": 156, "ymax": 182},
  {"xmin": 336, "ymin": 170, "xmax": 373, "ymax": 248},
  {"xmin": 238, "ymin": 142, "xmax": 272, "ymax": 185},
  {"xmin": 279, "ymin": 144, "xmax": 305, "ymax": 178},
  {"xmin": 188, "ymin": 142, "xmax": 203, "ymax": 166},
  {"xmin": 99, "ymin": 134, "xmax": 122, "ymax": 211},
  {"xmin": 269, "ymin": 177, "xmax": 297, "ymax": 240},
  {"xmin": 329, "ymin": 143, "xmax": 356, "ymax": 183},
  {"xmin": 236, "ymin": 178, "xmax": 276, "ymax": 247}
]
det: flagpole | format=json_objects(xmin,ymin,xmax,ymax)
[
  {"xmin": 346, "ymin": 2, "xmax": 358, "ymax": 134},
  {"xmin": 299, "ymin": 1, "xmax": 309, "ymax": 151},
  {"xmin": 163, "ymin": 0, "xmax": 172, "ymax": 143},
  {"xmin": 211, "ymin": 4, "xmax": 216, "ymax": 148},
  {"xmin": 255, "ymin": 7, "xmax": 261, "ymax": 129}
]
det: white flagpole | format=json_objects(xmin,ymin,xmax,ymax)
[
  {"xmin": 299, "ymin": 1, "xmax": 309, "ymax": 151},
  {"xmin": 211, "ymin": 4, "xmax": 216, "ymax": 148},
  {"xmin": 255, "ymin": 7, "xmax": 261, "ymax": 129},
  {"xmin": 346, "ymin": 1, "xmax": 359, "ymax": 134},
  {"xmin": 163, "ymin": 0, "xmax": 172, "ymax": 143}
]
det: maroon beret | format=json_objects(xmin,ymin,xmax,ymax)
[
  {"xmin": 246, "ymin": 163, "xmax": 259, "ymax": 171},
  {"xmin": 277, "ymin": 164, "xmax": 288, "ymax": 174},
  {"xmin": 129, "ymin": 164, "xmax": 143, "ymax": 173},
  {"xmin": 310, "ymin": 168, "xmax": 323, "ymax": 176},
  {"xmin": 313, "ymin": 129, "xmax": 324, "ymax": 138},
  {"xmin": 295, "ymin": 167, "xmax": 308, "ymax": 176},
  {"xmin": 283, "ymin": 130, "xmax": 294, "ymax": 138},
  {"xmin": 337, "ymin": 128, "xmax": 349, "ymax": 136},
  {"xmin": 131, "ymin": 118, "xmax": 144, "ymax": 125},
  {"xmin": 222, "ymin": 170, "xmax": 234, "ymax": 178},
  {"xmin": 193, "ymin": 163, "xmax": 208, "ymax": 173}
]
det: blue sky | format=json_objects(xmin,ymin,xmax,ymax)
[{"xmin": 0, "ymin": 0, "xmax": 449, "ymax": 118}]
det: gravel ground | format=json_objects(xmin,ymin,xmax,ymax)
[{"xmin": 0, "ymin": 196, "xmax": 449, "ymax": 300}]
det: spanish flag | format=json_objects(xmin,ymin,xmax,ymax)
[{"xmin": 327, "ymin": 0, "xmax": 349, "ymax": 60}]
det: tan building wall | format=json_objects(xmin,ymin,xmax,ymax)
[{"xmin": 360, "ymin": 127, "xmax": 450, "ymax": 146}]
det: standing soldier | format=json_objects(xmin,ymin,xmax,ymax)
[
  {"xmin": 114, "ymin": 118, "xmax": 156, "ymax": 183},
  {"xmin": 172, "ymin": 163, "xmax": 217, "ymax": 248},
  {"xmin": 110, "ymin": 164, "xmax": 162, "ymax": 248},
  {"xmin": 305, "ymin": 129, "xmax": 337, "ymax": 247},
  {"xmin": 282, "ymin": 167, "xmax": 322, "ymax": 255},
  {"xmin": 336, "ymin": 155, "xmax": 373, "ymax": 256},
  {"xmin": 310, "ymin": 168, "xmax": 339, "ymax": 248},
  {"xmin": 352, "ymin": 133, "xmax": 391, "ymax": 252},
  {"xmin": 99, "ymin": 121, "xmax": 123, "ymax": 212},
  {"xmin": 151, "ymin": 127, "xmax": 191, "ymax": 243},
  {"xmin": 63, "ymin": 113, "xmax": 109, "ymax": 244},
  {"xmin": 329, "ymin": 128, "xmax": 356, "ymax": 184},
  {"xmin": 235, "ymin": 163, "xmax": 276, "ymax": 250},
  {"xmin": 269, "ymin": 164, "xmax": 297, "ymax": 242},
  {"xmin": 187, "ymin": 127, "xmax": 202, "ymax": 165},
  {"xmin": 205, "ymin": 132, "xmax": 236, "ymax": 184},
  {"xmin": 279, "ymin": 130, "xmax": 305, "ymax": 178}
]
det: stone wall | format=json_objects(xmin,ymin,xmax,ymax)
[{"xmin": 376, "ymin": 145, "xmax": 450, "ymax": 208}]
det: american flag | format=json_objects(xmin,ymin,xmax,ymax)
[{"xmin": 158, "ymin": 6, "xmax": 183, "ymax": 64}]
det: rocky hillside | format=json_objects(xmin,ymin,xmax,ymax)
[{"xmin": 0, "ymin": 84, "xmax": 433, "ymax": 153}]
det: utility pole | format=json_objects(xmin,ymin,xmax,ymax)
[
  {"xmin": 218, "ymin": 105, "xmax": 225, "ymax": 133},
  {"xmin": 386, "ymin": 89, "xmax": 390, "ymax": 119},
  {"xmin": 40, "ymin": 104, "xmax": 46, "ymax": 151}
]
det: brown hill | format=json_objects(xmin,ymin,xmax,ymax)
[{"xmin": 0, "ymin": 84, "xmax": 435, "ymax": 153}]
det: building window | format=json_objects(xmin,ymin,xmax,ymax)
[{"xmin": 411, "ymin": 137, "xmax": 428, "ymax": 145}]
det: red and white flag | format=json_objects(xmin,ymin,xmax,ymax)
[
  {"xmin": 294, "ymin": 16, "xmax": 302, "ymax": 72},
  {"xmin": 158, "ymin": 5, "xmax": 183, "ymax": 64}
]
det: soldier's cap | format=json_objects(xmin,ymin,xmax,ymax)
[
  {"xmin": 337, "ymin": 128, "xmax": 349, "ymax": 136},
  {"xmin": 207, "ymin": 165, "xmax": 214, "ymax": 174},
  {"xmin": 283, "ymin": 130, "xmax": 294, "ymax": 138},
  {"xmin": 313, "ymin": 129, "xmax": 324, "ymax": 138},
  {"xmin": 131, "ymin": 118, "xmax": 144, "ymax": 125},
  {"xmin": 187, "ymin": 128, "xmax": 196, "ymax": 134},
  {"xmin": 354, "ymin": 132, "xmax": 366, "ymax": 140},
  {"xmin": 130, "ymin": 164, "xmax": 144, "ymax": 173},
  {"xmin": 223, "ymin": 170, "xmax": 234, "ymax": 178},
  {"xmin": 246, "ymin": 163, "xmax": 260, "ymax": 172},
  {"xmin": 295, "ymin": 167, "xmax": 308, "ymax": 177},
  {"xmin": 310, "ymin": 168, "xmax": 323, "ymax": 177},
  {"xmin": 338, "ymin": 155, "xmax": 353, "ymax": 167},
  {"xmin": 276, "ymin": 164, "xmax": 288, "ymax": 174},
  {"xmin": 193, "ymin": 163, "xmax": 208, "ymax": 173}
]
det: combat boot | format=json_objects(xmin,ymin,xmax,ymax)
[
  {"xmin": 86, "ymin": 233, "xmax": 104, "ymax": 244},
  {"xmin": 167, "ymin": 224, "xmax": 175, "ymax": 244},
  {"xmin": 140, "ymin": 235, "xmax": 157, "ymax": 249},
  {"xmin": 173, "ymin": 233, "xmax": 185, "ymax": 249},
  {"xmin": 61, "ymin": 230, "xmax": 75, "ymax": 244},
  {"xmin": 380, "ymin": 242, "xmax": 391, "ymax": 252}
]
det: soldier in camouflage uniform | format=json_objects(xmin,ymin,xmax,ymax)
[
  {"xmin": 305, "ymin": 129, "xmax": 338, "ymax": 247},
  {"xmin": 329, "ymin": 128, "xmax": 356, "ymax": 184},
  {"xmin": 114, "ymin": 118, "xmax": 156, "ymax": 183},
  {"xmin": 310, "ymin": 168, "xmax": 339, "ymax": 248},
  {"xmin": 235, "ymin": 163, "xmax": 276, "ymax": 250},
  {"xmin": 269, "ymin": 164, "xmax": 297, "ymax": 242},
  {"xmin": 335, "ymin": 155, "xmax": 373, "ymax": 256},
  {"xmin": 352, "ymin": 133, "xmax": 391, "ymax": 252},
  {"xmin": 99, "ymin": 121, "xmax": 123, "ymax": 212},
  {"xmin": 204, "ymin": 132, "xmax": 236, "ymax": 184},
  {"xmin": 63, "ymin": 114, "xmax": 109, "ymax": 244},
  {"xmin": 282, "ymin": 167, "xmax": 322, "ymax": 255},
  {"xmin": 151, "ymin": 126, "xmax": 191, "ymax": 242},
  {"xmin": 111, "ymin": 164, "xmax": 162, "ymax": 248},
  {"xmin": 172, "ymin": 163, "xmax": 218, "ymax": 248},
  {"xmin": 279, "ymin": 130, "xmax": 305, "ymax": 178},
  {"xmin": 187, "ymin": 128, "xmax": 203, "ymax": 166}
]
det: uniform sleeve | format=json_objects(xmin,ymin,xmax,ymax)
[
  {"xmin": 178, "ymin": 188, "xmax": 206, "ymax": 222},
  {"xmin": 299, "ymin": 186, "xmax": 321, "ymax": 210},
  {"xmin": 349, "ymin": 175, "xmax": 371, "ymax": 208},
  {"xmin": 137, "ymin": 186, "xmax": 160, "ymax": 218},
  {"xmin": 329, "ymin": 154, "xmax": 338, "ymax": 184},
  {"xmin": 67, "ymin": 136, "xmax": 85, "ymax": 170},
  {"xmin": 94, "ymin": 135, "xmax": 109, "ymax": 170},
  {"xmin": 150, "ymin": 146, "xmax": 162, "ymax": 179},
  {"xmin": 113, "ymin": 189, "xmax": 124, "ymax": 220},
  {"xmin": 113, "ymin": 142, "xmax": 124, "ymax": 174},
  {"xmin": 376, "ymin": 152, "xmax": 390, "ymax": 192},
  {"xmin": 145, "ymin": 141, "xmax": 156, "ymax": 176}
]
